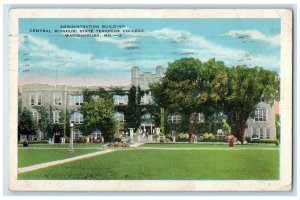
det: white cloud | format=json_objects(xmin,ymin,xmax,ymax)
[
  {"xmin": 19, "ymin": 28, "xmax": 280, "ymax": 87},
  {"xmin": 52, "ymin": 26, "xmax": 280, "ymax": 69},
  {"xmin": 95, "ymin": 36, "xmax": 138, "ymax": 48},
  {"xmin": 19, "ymin": 34, "xmax": 170, "ymax": 76},
  {"xmin": 225, "ymin": 30, "xmax": 280, "ymax": 46},
  {"xmin": 142, "ymin": 28, "xmax": 280, "ymax": 70},
  {"xmin": 20, "ymin": 34, "xmax": 93, "ymax": 63}
]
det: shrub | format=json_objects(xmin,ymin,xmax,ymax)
[
  {"xmin": 258, "ymin": 139, "xmax": 279, "ymax": 145},
  {"xmin": 114, "ymin": 133, "xmax": 123, "ymax": 139},
  {"xmin": 106, "ymin": 142, "xmax": 129, "ymax": 148},
  {"xmin": 202, "ymin": 133, "xmax": 215, "ymax": 140},
  {"xmin": 246, "ymin": 138, "xmax": 278, "ymax": 145},
  {"xmin": 177, "ymin": 133, "xmax": 189, "ymax": 142},
  {"xmin": 159, "ymin": 136, "xmax": 165, "ymax": 143},
  {"xmin": 22, "ymin": 140, "xmax": 29, "ymax": 147},
  {"xmin": 201, "ymin": 133, "xmax": 226, "ymax": 142},
  {"xmin": 114, "ymin": 133, "xmax": 123, "ymax": 142},
  {"xmin": 204, "ymin": 137, "xmax": 227, "ymax": 142},
  {"xmin": 18, "ymin": 140, "xmax": 48, "ymax": 144},
  {"xmin": 245, "ymin": 136, "xmax": 251, "ymax": 143},
  {"xmin": 165, "ymin": 134, "xmax": 173, "ymax": 142},
  {"xmin": 77, "ymin": 136, "xmax": 87, "ymax": 143},
  {"xmin": 152, "ymin": 134, "xmax": 159, "ymax": 139}
]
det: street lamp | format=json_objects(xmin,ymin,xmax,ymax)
[{"xmin": 68, "ymin": 123, "xmax": 74, "ymax": 152}]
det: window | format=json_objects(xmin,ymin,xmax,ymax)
[
  {"xmin": 266, "ymin": 128, "xmax": 270, "ymax": 138},
  {"xmin": 53, "ymin": 93, "xmax": 62, "ymax": 106},
  {"xmin": 141, "ymin": 113, "xmax": 151, "ymax": 119},
  {"xmin": 70, "ymin": 112, "xmax": 84, "ymax": 124},
  {"xmin": 254, "ymin": 108, "xmax": 267, "ymax": 121},
  {"xmin": 113, "ymin": 95, "xmax": 128, "ymax": 105},
  {"xmin": 260, "ymin": 127, "xmax": 264, "ymax": 139},
  {"xmin": 32, "ymin": 111, "xmax": 41, "ymax": 124},
  {"xmin": 53, "ymin": 111, "xmax": 60, "ymax": 123},
  {"xmin": 190, "ymin": 113, "xmax": 205, "ymax": 123},
  {"xmin": 149, "ymin": 95, "xmax": 153, "ymax": 104},
  {"xmin": 37, "ymin": 94, "xmax": 42, "ymax": 106},
  {"xmin": 29, "ymin": 94, "xmax": 42, "ymax": 106},
  {"xmin": 141, "ymin": 94, "xmax": 148, "ymax": 104},
  {"xmin": 77, "ymin": 95, "xmax": 83, "ymax": 105},
  {"xmin": 70, "ymin": 95, "xmax": 83, "ymax": 106},
  {"xmin": 113, "ymin": 112, "xmax": 125, "ymax": 123},
  {"xmin": 167, "ymin": 115, "xmax": 182, "ymax": 124},
  {"xmin": 30, "ymin": 94, "xmax": 35, "ymax": 106}
]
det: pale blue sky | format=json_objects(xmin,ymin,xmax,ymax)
[{"xmin": 18, "ymin": 18, "xmax": 280, "ymax": 86}]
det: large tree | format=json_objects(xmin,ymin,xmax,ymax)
[
  {"xmin": 152, "ymin": 58, "xmax": 204, "ymax": 143},
  {"xmin": 224, "ymin": 66, "xmax": 279, "ymax": 144},
  {"xmin": 126, "ymin": 85, "xmax": 141, "ymax": 129},
  {"xmin": 81, "ymin": 90, "xmax": 117, "ymax": 142},
  {"xmin": 35, "ymin": 106, "xmax": 53, "ymax": 139},
  {"xmin": 18, "ymin": 108, "xmax": 37, "ymax": 140},
  {"xmin": 197, "ymin": 58, "xmax": 230, "ymax": 116}
]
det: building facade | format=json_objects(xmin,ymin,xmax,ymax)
[
  {"xmin": 244, "ymin": 101, "xmax": 276, "ymax": 139},
  {"xmin": 19, "ymin": 66, "xmax": 277, "ymax": 141},
  {"xmin": 131, "ymin": 66, "xmax": 164, "ymax": 90}
]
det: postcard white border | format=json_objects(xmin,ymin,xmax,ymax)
[{"xmin": 8, "ymin": 8, "xmax": 293, "ymax": 191}]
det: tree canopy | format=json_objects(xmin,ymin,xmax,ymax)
[
  {"xmin": 125, "ymin": 85, "xmax": 141, "ymax": 130},
  {"xmin": 151, "ymin": 58, "xmax": 204, "ymax": 143},
  {"xmin": 81, "ymin": 89, "xmax": 117, "ymax": 142},
  {"xmin": 18, "ymin": 107, "xmax": 37, "ymax": 140},
  {"xmin": 150, "ymin": 57, "xmax": 279, "ymax": 144},
  {"xmin": 34, "ymin": 106, "xmax": 53, "ymax": 138},
  {"xmin": 223, "ymin": 66, "xmax": 279, "ymax": 143}
]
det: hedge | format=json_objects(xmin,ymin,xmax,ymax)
[
  {"xmin": 257, "ymin": 139, "xmax": 279, "ymax": 144},
  {"xmin": 18, "ymin": 140, "xmax": 48, "ymax": 144}
]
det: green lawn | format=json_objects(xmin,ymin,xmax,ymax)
[
  {"xmin": 18, "ymin": 149, "xmax": 279, "ymax": 180},
  {"xmin": 140, "ymin": 143, "xmax": 278, "ymax": 149},
  {"xmin": 18, "ymin": 148, "xmax": 101, "ymax": 168},
  {"xmin": 18, "ymin": 143, "xmax": 103, "ymax": 149}
]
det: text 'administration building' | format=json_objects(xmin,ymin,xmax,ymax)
[{"xmin": 19, "ymin": 66, "xmax": 277, "ymax": 141}]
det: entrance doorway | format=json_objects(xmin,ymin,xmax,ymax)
[{"xmin": 54, "ymin": 133, "xmax": 61, "ymax": 143}]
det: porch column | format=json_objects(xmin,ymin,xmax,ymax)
[{"xmin": 129, "ymin": 128, "xmax": 134, "ymax": 142}]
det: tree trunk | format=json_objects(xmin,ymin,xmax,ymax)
[
  {"xmin": 188, "ymin": 121, "xmax": 196, "ymax": 144},
  {"xmin": 235, "ymin": 115, "xmax": 246, "ymax": 144},
  {"xmin": 188, "ymin": 133, "xmax": 193, "ymax": 144}
]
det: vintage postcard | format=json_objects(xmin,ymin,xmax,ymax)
[{"xmin": 8, "ymin": 9, "xmax": 293, "ymax": 191}]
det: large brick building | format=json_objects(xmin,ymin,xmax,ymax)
[{"xmin": 19, "ymin": 66, "xmax": 277, "ymax": 141}]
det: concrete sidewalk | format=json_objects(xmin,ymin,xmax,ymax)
[
  {"xmin": 130, "ymin": 143, "xmax": 144, "ymax": 148},
  {"xmin": 18, "ymin": 149, "xmax": 115, "ymax": 174}
]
